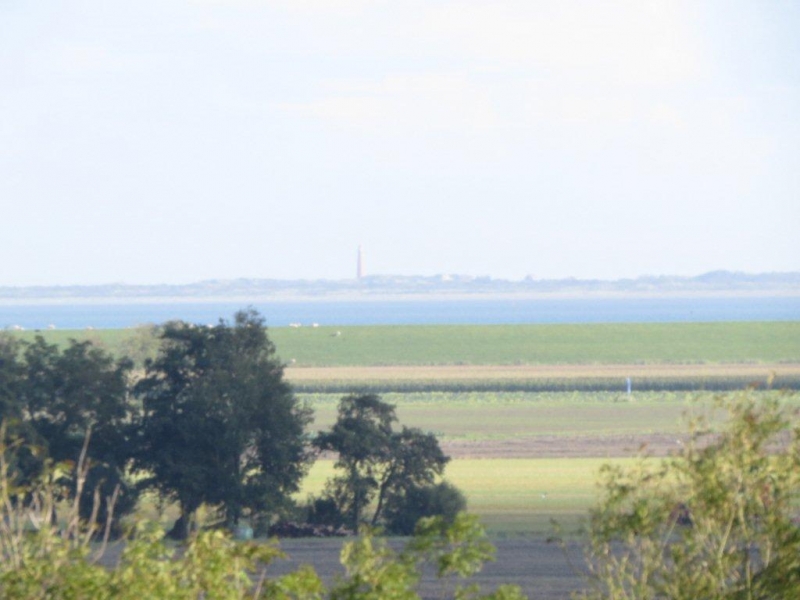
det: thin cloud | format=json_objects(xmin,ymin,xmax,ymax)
[
  {"xmin": 276, "ymin": 73, "xmax": 499, "ymax": 133},
  {"xmin": 413, "ymin": 1, "xmax": 706, "ymax": 84}
]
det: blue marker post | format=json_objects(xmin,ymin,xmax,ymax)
[{"xmin": 626, "ymin": 377, "xmax": 632, "ymax": 395}]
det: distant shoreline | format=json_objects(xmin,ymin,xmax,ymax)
[
  {"xmin": 1, "ymin": 288, "xmax": 799, "ymax": 306},
  {"xmin": 1, "ymin": 271, "xmax": 798, "ymax": 306}
]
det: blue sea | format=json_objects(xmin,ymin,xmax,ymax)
[{"xmin": 1, "ymin": 296, "xmax": 799, "ymax": 330}]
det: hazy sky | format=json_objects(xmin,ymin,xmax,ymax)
[{"xmin": 2, "ymin": 1, "xmax": 798, "ymax": 286}]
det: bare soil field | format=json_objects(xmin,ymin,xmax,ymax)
[
  {"xmin": 440, "ymin": 432, "xmax": 687, "ymax": 459},
  {"xmin": 97, "ymin": 536, "xmax": 589, "ymax": 600},
  {"xmin": 268, "ymin": 537, "xmax": 588, "ymax": 600}
]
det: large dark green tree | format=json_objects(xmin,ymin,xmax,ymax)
[
  {"xmin": 0, "ymin": 333, "xmax": 23, "ymax": 425},
  {"xmin": 2, "ymin": 335, "xmax": 137, "ymax": 530},
  {"xmin": 0, "ymin": 333, "xmax": 32, "ymax": 479},
  {"xmin": 314, "ymin": 394, "xmax": 450, "ymax": 530},
  {"xmin": 134, "ymin": 309, "xmax": 312, "ymax": 539}
]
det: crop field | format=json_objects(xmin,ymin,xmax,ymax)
[
  {"xmin": 285, "ymin": 388, "xmax": 800, "ymax": 597},
  {"xmin": 287, "ymin": 362, "xmax": 800, "ymax": 392},
  {"xmin": 303, "ymin": 390, "xmax": 800, "ymax": 453},
  {"xmin": 301, "ymin": 390, "xmax": 800, "ymax": 533},
  {"xmin": 10, "ymin": 321, "xmax": 800, "ymax": 366}
]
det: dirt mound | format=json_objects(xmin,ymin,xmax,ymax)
[{"xmin": 268, "ymin": 522, "xmax": 353, "ymax": 538}]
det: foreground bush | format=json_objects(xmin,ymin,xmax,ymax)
[
  {"xmin": 0, "ymin": 433, "xmax": 524, "ymax": 599},
  {"xmin": 578, "ymin": 391, "xmax": 800, "ymax": 599}
]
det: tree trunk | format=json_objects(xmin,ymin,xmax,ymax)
[
  {"xmin": 167, "ymin": 510, "xmax": 194, "ymax": 540},
  {"xmin": 350, "ymin": 466, "xmax": 361, "ymax": 531},
  {"xmin": 371, "ymin": 476, "xmax": 393, "ymax": 527}
]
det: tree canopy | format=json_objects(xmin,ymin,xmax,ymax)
[
  {"xmin": 135, "ymin": 309, "xmax": 312, "ymax": 538},
  {"xmin": 314, "ymin": 393, "xmax": 451, "ymax": 531},
  {"xmin": 0, "ymin": 333, "xmax": 136, "ymax": 529}
]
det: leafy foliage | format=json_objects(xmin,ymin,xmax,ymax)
[
  {"xmin": 314, "ymin": 394, "xmax": 451, "ymax": 530},
  {"xmin": 0, "ymin": 333, "xmax": 136, "ymax": 530},
  {"xmin": 578, "ymin": 391, "xmax": 800, "ymax": 599},
  {"xmin": 0, "ymin": 334, "xmax": 23, "ymax": 421},
  {"xmin": 384, "ymin": 481, "xmax": 467, "ymax": 536},
  {"xmin": 117, "ymin": 324, "xmax": 161, "ymax": 368},
  {"xmin": 135, "ymin": 309, "xmax": 313, "ymax": 538},
  {"xmin": 329, "ymin": 513, "xmax": 524, "ymax": 600},
  {"xmin": 0, "ymin": 429, "xmax": 524, "ymax": 599}
]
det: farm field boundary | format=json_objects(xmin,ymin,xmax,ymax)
[{"xmin": 288, "ymin": 362, "xmax": 800, "ymax": 392}]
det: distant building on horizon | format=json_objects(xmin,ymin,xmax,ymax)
[{"xmin": 357, "ymin": 245, "xmax": 364, "ymax": 279}]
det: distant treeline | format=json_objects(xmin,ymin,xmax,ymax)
[
  {"xmin": 1, "ymin": 270, "xmax": 800, "ymax": 299},
  {"xmin": 0, "ymin": 310, "xmax": 462, "ymax": 542}
]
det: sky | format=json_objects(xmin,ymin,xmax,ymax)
[{"xmin": 1, "ymin": 1, "xmax": 799, "ymax": 286}]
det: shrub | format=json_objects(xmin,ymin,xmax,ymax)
[
  {"xmin": 1, "ymin": 427, "xmax": 524, "ymax": 599},
  {"xmin": 306, "ymin": 494, "xmax": 349, "ymax": 529},
  {"xmin": 577, "ymin": 391, "xmax": 800, "ymax": 599},
  {"xmin": 384, "ymin": 482, "xmax": 467, "ymax": 536}
]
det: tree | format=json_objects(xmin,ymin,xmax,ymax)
[
  {"xmin": 11, "ymin": 336, "xmax": 137, "ymax": 530},
  {"xmin": 0, "ymin": 333, "xmax": 23, "ymax": 421},
  {"xmin": 314, "ymin": 394, "xmax": 451, "ymax": 531},
  {"xmin": 578, "ymin": 391, "xmax": 800, "ymax": 599},
  {"xmin": 0, "ymin": 333, "xmax": 37, "ymax": 486},
  {"xmin": 135, "ymin": 309, "xmax": 313, "ymax": 538}
]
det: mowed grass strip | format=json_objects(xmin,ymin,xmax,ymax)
[
  {"xmin": 306, "ymin": 393, "xmax": 690, "ymax": 438},
  {"xmin": 12, "ymin": 322, "xmax": 800, "ymax": 366},
  {"xmin": 303, "ymin": 391, "xmax": 800, "ymax": 441},
  {"xmin": 300, "ymin": 458, "xmax": 619, "ymax": 536}
]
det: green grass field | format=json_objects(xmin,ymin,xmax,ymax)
[
  {"xmin": 271, "ymin": 322, "xmax": 800, "ymax": 366},
  {"xmin": 10, "ymin": 328, "xmax": 133, "ymax": 350},
  {"xmin": 300, "ymin": 457, "xmax": 624, "ymax": 536},
  {"xmin": 10, "ymin": 321, "xmax": 800, "ymax": 366}
]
